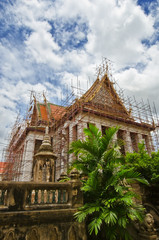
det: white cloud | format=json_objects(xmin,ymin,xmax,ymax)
[
  {"xmin": 115, "ymin": 43, "xmax": 159, "ymax": 109},
  {"xmin": 25, "ymin": 30, "xmax": 63, "ymax": 68},
  {"xmin": 0, "ymin": 43, "xmax": 35, "ymax": 84},
  {"xmin": 55, "ymin": 0, "xmax": 91, "ymax": 19},
  {"xmin": 6, "ymin": 0, "xmax": 63, "ymax": 69},
  {"xmin": 85, "ymin": 0, "xmax": 154, "ymax": 66}
]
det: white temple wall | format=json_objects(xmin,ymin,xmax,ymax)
[{"xmin": 19, "ymin": 132, "xmax": 44, "ymax": 181}]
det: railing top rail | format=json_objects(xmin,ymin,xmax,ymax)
[{"xmin": 0, "ymin": 181, "xmax": 72, "ymax": 189}]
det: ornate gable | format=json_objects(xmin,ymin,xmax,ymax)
[
  {"xmin": 81, "ymin": 74, "xmax": 130, "ymax": 119},
  {"xmin": 91, "ymin": 82, "xmax": 114, "ymax": 107}
]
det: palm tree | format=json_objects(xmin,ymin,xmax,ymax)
[{"xmin": 69, "ymin": 124, "xmax": 148, "ymax": 240}]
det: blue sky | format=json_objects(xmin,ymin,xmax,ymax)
[{"xmin": 0, "ymin": 0, "xmax": 159, "ymax": 159}]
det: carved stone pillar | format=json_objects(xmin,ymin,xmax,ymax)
[
  {"xmin": 33, "ymin": 127, "xmax": 57, "ymax": 182},
  {"xmin": 70, "ymin": 168, "xmax": 83, "ymax": 208}
]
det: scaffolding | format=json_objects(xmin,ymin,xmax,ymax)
[
  {"xmin": 51, "ymin": 58, "xmax": 159, "ymax": 176},
  {"xmin": 3, "ymin": 59, "xmax": 159, "ymax": 181}
]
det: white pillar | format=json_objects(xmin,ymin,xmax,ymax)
[
  {"xmin": 138, "ymin": 133, "xmax": 143, "ymax": 143},
  {"xmin": 81, "ymin": 122, "xmax": 87, "ymax": 140},
  {"xmin": 96, "ymin": 123, "xmax": 101, "ymax": 132},
  {"xmin": 21, "ymin": 134, "xmax": 35, "ymax": 181},
  {"xmin": 123, "ymin": 131, "xmax": 133, "ymax": 153},
  {"xmin": 69, "ymin": 124, "xmax": 74, "ymax": 163},
  {"xmin": 147, "ymin": 134, "xmax": 154, "ymax": 153},
  {"xmin": 77, "ymin": 122, "xmax": 83, "ymax": 140}
]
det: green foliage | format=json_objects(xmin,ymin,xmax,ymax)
[
  {"xmin": 69, "ymin": 124, "xmax": 147, "ymax": 240},
  {"xmin": 125, "ymin": 142, "xmax": 159, "ymax": 183}
]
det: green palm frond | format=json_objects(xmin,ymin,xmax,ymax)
[
  {"xmin": 117, "ymin": 168, "xmax": 149, "ymax": 185},
  {"xmin": 100, "ymin": 126, "xmax": 119, "ymax": 152},
  {"xmin": 101, "ymin": 148, "xmax": 117, "ymax": 165},
  {"xmin": 74, "ymin": 202, "xmax": 101, "ymax": 222},
  {"xmin": 88, "ymin": 217, "xmax": 103, "ymax": 235},
  {"xmin": 118, "ymin": 216, "xmax": 128, "ymax": 228},
  {"xmin": 70, "ymin": 139, "xmax": 99, "ymax": 158},
  {"xmin": 81, "ymin": 177, "xmax": 98, "ymax": 193},
  {"xmin": 70, "ymin": 125, "xmax": 147, "ymax": 240},
  {"xmin": 84, "ymin": 123, "xmax": 101, "ymax": 140},
  {"xmin": 103, "ymin": 210, "xmax": 118, "ymax": 225}
]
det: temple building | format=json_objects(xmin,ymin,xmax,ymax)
[{"xmin": 3, "ymin": 70, "xmax": 158, "ymax": 181}]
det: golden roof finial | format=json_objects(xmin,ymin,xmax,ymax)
[{"xmin": 43, "ymin": 92, "xmax": 47, "ymax": 105}]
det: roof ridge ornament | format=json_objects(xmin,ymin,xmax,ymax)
[{"xmin": 96, "ymin": 57, "xmax": 113, "ymax": 80}]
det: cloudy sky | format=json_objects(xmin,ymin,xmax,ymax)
[{"xmin": 0, "ymin": 0, "xmax": 159, "ymax": 159}]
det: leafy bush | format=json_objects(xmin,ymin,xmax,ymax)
[{"xmin": 125, "ymin": 143, "xmax": 159, "ymax": 183}]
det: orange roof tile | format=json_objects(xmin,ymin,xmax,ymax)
[
  {"xmin": 49, "ymin": 104, "xmax": 66, "ymax": 120},
  {"xmin": 37, "ymin": 103, "xmax": 66, "ymax": 122},
  {"xmin": 39, "ymin": 105, "xmax": 49, "ymax": 121}
]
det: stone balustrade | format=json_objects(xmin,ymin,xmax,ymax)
[
  {"xmin": 0, "ymin": 181, "xmax": 73, "ymax": 211},
  {"xmin": 0, "ymin": 169, "xmax": 83, "ymax": 212},
  {"xmin": 0, "ymin": 170, "xmax": 87, "ymax": 240}
]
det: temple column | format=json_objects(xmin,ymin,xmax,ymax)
[
  {"xmin": 77, "ymin": 122, "xmax": 83, "ymax": 140},
  {"xmin": 82, "ymin": 122, "xmax": 88, "ymax": 140},
  {"xmin": 138, "ymin": 133, "xmax": 143, "ymax": 143},
  {"xmin": 95, "ymin": 123, "xmax": 101, "ymax": 132},
  {"xmin": 147, "ymin": 134, "xmax": 154, "ymax": 154},
  {"xmin": 123, "ymin": 131, "xmax": 133, "ymax": 153},
  {"xmin": 68, "ymin": 124, "xmax": 74, "ymax": 163}
]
